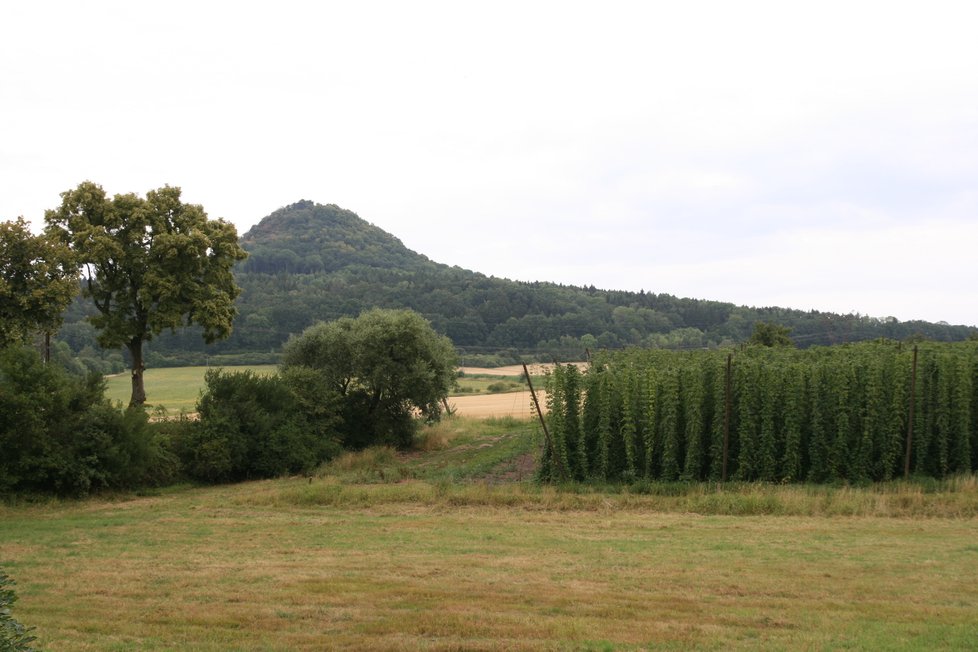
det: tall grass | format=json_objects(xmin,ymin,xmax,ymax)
[
  {"xmin": 310, "ymin": 416, "xmax": 542, "ymax": 486},
  {"xmin": 236, "ymin": 473, "xmax": 978, "ymax": 518}
]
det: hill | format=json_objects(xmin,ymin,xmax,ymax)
[
  {"xmin": 239, "ymin": 200, "xmax": 432, "ymax": 275},
  {"xmin": 56, "ymin": 200, "xmax": 978, "ymax": 367}
]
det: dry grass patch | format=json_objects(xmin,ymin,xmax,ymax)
[{"xmin": 4, "ymin": 479, "xmax": 978, "ymax": 650}]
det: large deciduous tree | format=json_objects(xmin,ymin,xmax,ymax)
[
  {"xmin": 0, "ymin": 217, "xmax": 78, "ymax": 356},
  {"xmin": 45, "ymin": 181, "xmax": 247, "ymax": 406},
  {"xmin": 282, "ymin": 309, "xmax": 458, "ymax": 448}
]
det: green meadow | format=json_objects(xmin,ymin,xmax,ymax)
[
  {"xmin": 104, "ymin": 366, "xmax": 535, "ymax": 413},
  {"xmin": 103, "ymin": 365, "xmax": 279, "ymax": 412}
]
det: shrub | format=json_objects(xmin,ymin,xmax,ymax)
[
  {"xmin": 281, "ymin": 309, "xmax": 457, "ymax": 450},
  {"xmin": 0, "ymin": 345, "xmax": 172, "ymax": 495},
  {"xmin": 182, "ymin": 370, "xmax": 340, "ymax": 483}
]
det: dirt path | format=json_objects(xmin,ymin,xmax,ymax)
[{"xmin": 447, "ymin": 390, "xmax": 548, "ymax": 419}]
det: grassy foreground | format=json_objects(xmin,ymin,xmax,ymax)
[{"xmin": 3, "ymin": 418, "xmax": 978, "ymax": 650}]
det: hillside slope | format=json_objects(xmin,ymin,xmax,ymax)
[
  {"xmin": 57, "ymin": 200, "xmax": 978, "ymax": 366},
  {"xmin": 240, "ymin": 200, "xmax": 433, "ymax": 274}
]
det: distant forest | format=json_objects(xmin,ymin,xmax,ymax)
[{"xmin": 55, "ymin": 200, "xmax": 978, "ymax": 369}]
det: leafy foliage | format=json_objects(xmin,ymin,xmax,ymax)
[
  {"xmin": 45, "ymin": 181, "xmax": 247, "ymax": 405},
  {"xmin": 0, "ymin": 570, "xmax": 36, "ymax": 652},
  {"xmin": 0, "ymin": 217, "xmax": 77, "ymax": 348},
  {"xmin": 0, "ymin": 344, "xmax": 173, "ymax": 496},
  {"xmin": 180, "ymin": 369, "xmax": 340, "ymax": 483},
  {"xmin": 749, "ymin": 321, "xmax": 794, "ymax": 347},
  {"xmin": 542, "ymin": 341, "xmax": 978, "ymax": 483},
  {"xmin": 282, "ymin": 309, "xmax": 457, "ymax": 449}
]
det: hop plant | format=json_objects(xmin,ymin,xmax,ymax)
[{"xmin": 0, "ymin": 570, "xmax": 37, "ymax": 652}]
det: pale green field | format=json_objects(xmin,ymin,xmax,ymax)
[
  {"xmin": 454, "ymin": 373, "xmax": 527, "ymax": 394},
  {"xmin": 104, "ymin": 365, "xmax": 278, "ymax": 412},
  {"xmin": 105, "ymin": 366, "xmax": 535, "ymax": 412}
]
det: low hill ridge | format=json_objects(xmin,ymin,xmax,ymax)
[
  {"xmin": 56, "ymin": 200, "xmax": 978, "ymax": 367},
  {"xmin": 226, "ymin": 200, "xmax": 976, "ymax": 354}
]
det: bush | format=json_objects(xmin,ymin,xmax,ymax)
[
  {"xmin": 0, "ymin": 570, "xmax": 37, "ymax": 651},
  {"xmin": 282, "ymin": 309, "xmax": 457, "ymax": 450},
  {"xmin": 0, "ymin": 345, "xmax": 173, "ymax": 496},
  {"xmin": 486, "ymin": 381, "xmax": 520, "ymax": 393},
  {"xmin": 181, "ymin": 370, "xmax": 340, "ymax": 483}
]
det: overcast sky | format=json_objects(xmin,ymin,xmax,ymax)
[{"xmin": 3, "ymin": 1, "xmax": 976, "ymax": 326}]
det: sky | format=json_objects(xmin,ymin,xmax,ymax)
[{"xmin": 2, "ymin": 1, "xmax": 977, "ymax": 327}]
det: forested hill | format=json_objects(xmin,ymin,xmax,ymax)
[
  {"xmin": 57, "ymin": 200, "xmax": 978, "ymax": 367},
  {"xmin": 239, "ymin": 200, "xmax": 433, "ymax": 274}
]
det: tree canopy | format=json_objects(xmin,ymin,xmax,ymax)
[
  {"xmin": 749, "ymin": 322, "xmax": 795, "ymax": 347},
  {"xmin": 45, "ymin": 181, "xmax": 247, "ymax": 405},
  {"xmin": 282, "ymin": 309, "xmax": 458, "ymax": 448},
  {"xmin": 0, "ymin": 344, "xmax": 169, "ymax": 495},
  {"xmin": 0, "ymin": 217, "xmax": 77, "ymax": 351}
]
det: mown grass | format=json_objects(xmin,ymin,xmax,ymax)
[
  {"xmin": 103, "ymin": 365, "xmax": 278, "ymax": 412},
  {"xmin": 317, "ymin": 416, "xmax": 540, "ymax": 485},
  {"xmin": 3, "ymin": 480, "xmax": 978, "ymax": 650},
  {"xmin": 3, "ymin": 417, "xmax": 978, "ymax": 650}
]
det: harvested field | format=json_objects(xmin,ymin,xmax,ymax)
[
  {"xmin": 459, "ymin": 362, "xmax": 587, "ymax": 377},
  {"xmin": 447, "ymin": 390, "xmax": 547, "ymax": 419},
  {"xmin": 451, "ymin": 363, "xmax": 590, "ymax": 419}
]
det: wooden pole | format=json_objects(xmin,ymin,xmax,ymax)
[
  {"xmin": 722, "ymin": 353, "xmax": 732, "ymax": 483},
  {"xmin": 904, "ymin": 345, "xmax": 918, "ymax": 479},
  {"xmin": 523, "ymin": 362, "xmax": 563, "ymax": 472}
]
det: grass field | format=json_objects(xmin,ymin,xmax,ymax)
[
  {"xmin": 453, "ymin": 373, "xmax": 527, "ymax": 395},
  {"xmin": 3, "ymin": 417, "xmax": 978, "ymax": 650},
  {"xmin": 104, "ymin": 365, "xmax": 278, "ymax": 413},
  {"xmin": 104, "ymin": 366, "xmax": 540, "ymax": 414}
]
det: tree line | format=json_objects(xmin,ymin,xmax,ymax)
[{"xmin": 1, "ymin": 309, "xmax": 456, "ymax": 495}]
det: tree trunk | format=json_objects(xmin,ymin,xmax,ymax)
[{"xmin": 127, "ymin": 338, "xmax": 147, "ymax": 407}]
